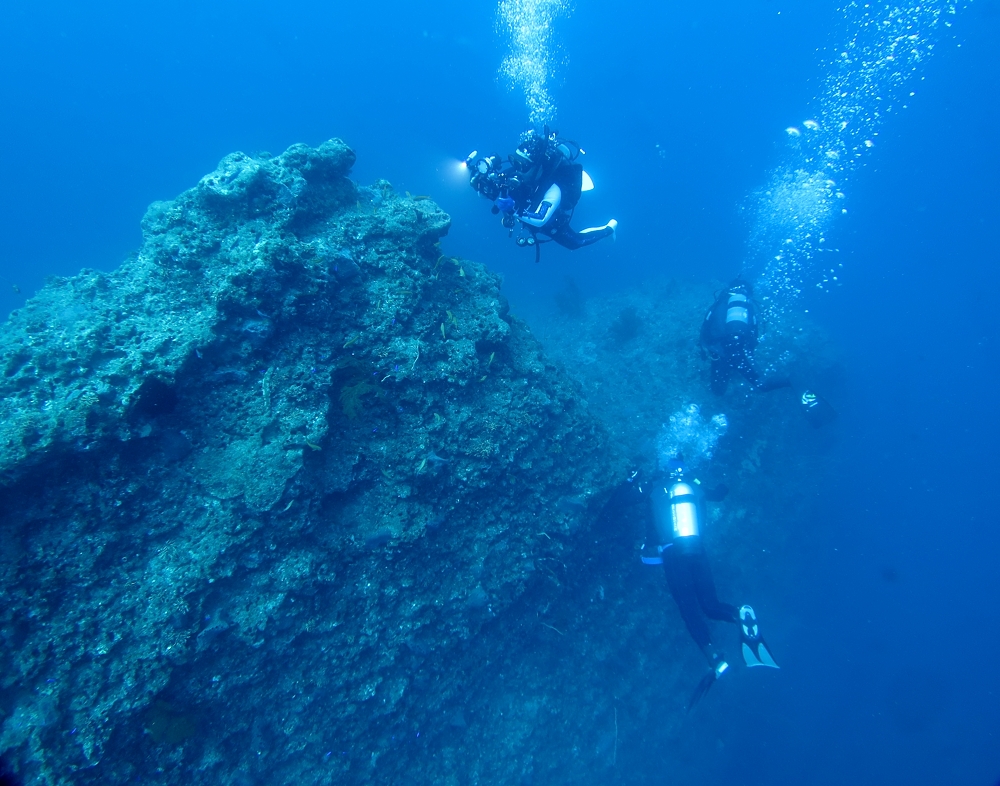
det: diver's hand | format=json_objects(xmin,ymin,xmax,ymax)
[{"xmin": 495, "ymin": 196, "xmax": 516, "ymax": 213}]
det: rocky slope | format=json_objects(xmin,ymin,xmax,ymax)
[
  {"xmin": 0, "ymin": 140, "xmax": 621, "ymax": 784},
  {"xmin": 0, "ymin": 139, "xmax": 841, "ymax": 786}
]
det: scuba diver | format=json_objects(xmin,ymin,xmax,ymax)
[
  {"xmin": 465, "ymin": 127, "xmax": 617, "ymax": 260},
  {"xmin": 639, "ymin": 457, "xmax": 778, "ymax": 709},
  {"xmin": 700, "ymin": 278, "xmax": 790, "ymax": 395}
]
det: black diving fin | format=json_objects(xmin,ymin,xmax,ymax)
[
  {"xmin": 801, "ymin": 390, "xmax": 837, "ymax": 428},
  {"xmin": 687, "ymin": 658, "xmax": 729, "ymax": 712}
]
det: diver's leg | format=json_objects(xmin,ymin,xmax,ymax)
[
  {"xmin": 738, "ymin": 350, "xmax": 792, "ymax": 392},
  {"xmin": 663, "ymin": 546, "xmax": 716, "ymax": 658},
  {"xmin": 690, "ymin": 549, "xmax": 739, "ymax": 624},
  {"xmin": 551, "ymin": 222, "xmax": 614, "ymax": 250},
  {"xmin": 757, "ymin": 374, "xmax": 792, "ymax": 392}
]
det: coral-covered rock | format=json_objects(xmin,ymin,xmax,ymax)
[
  {"xmin": 0, "ymin": 140, "xmax": 621, "ymax": 784},
  {"xmin": 0, "ymin": 141, "xmax": 841, "ymax": 786}
]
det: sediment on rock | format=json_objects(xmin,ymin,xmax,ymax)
[
  {"xmin": 0, "ymin": 139, "xmax": 621, "ymax": 785},
  {"xmin": 0, "ymin": 140, "xmax": 840, "ymax": 786}
]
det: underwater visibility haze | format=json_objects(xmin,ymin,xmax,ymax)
[{"xmin": 1, "ymin": 0, "xmax": 998, "ymax": 784}]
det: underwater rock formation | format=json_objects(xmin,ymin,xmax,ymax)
[
  {"xmin": 0, "ymin": 140, "xmax": 620, "ymax": 784},
  {"xmin": 536, "ymin": 277, "xmax": 842, "ymax": 475}
]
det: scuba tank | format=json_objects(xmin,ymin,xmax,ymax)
[
  {"xmin": 651, "ymin": 480, "xmax": 703, "ymax": 545},
  {"xmin": 725, "ymin": 292, "xmax": 750, "ymax": 327},
  {"xmin": 668, "ymin": 482, "xmax": 700, "ymax": 539}
]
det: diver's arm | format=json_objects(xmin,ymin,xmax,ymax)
[
  {"xmin": 519, "ymin": 183, "xmax": 562, "ymax": 228},
  {"xmin": 700, "ymin": 303, "xmax": 730, "ymax": 358}
]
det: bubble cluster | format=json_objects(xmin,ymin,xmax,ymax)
[
  {"xmin": 656, "ymin": 404, "xmax": 729, "ymax": 472},
  {"xmin": 497, "ymin": 0, "xmax": 572, "ymax": 128},
  {"xmin": 749, "ymin": 1, "xmax": 970, "ymax": 320}
]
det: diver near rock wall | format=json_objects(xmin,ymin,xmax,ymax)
[
  {"xmin": 465, "ymin": 128, "xmax": 617, "ymax": 259},
  {"xmin": 700, "ymin": 278, "xmax": 791, "ymax": 395},
  {"xmin": 639, "ymin": 456, "xmax": 779, "ymax": 710}
]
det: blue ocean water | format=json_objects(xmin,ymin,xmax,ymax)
[{"xmin": 2, "ymin": 0, "xmax": 998, "ymax": 783}]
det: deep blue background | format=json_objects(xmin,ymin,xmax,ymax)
[{"xmin": 2, "ymin": 1, "xmax": 998, "ymax": 783}]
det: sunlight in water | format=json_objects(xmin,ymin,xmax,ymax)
[
  {"xmin": 749, "ymin": 1, "xmax": 971, "ymax": 321},
  {"xmin": 497, "ymin": 0, "xmax": 573, "ymax": 128}
]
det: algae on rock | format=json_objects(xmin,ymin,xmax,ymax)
[
  {"xmin": 0, "ymin": 137, "xmax": 841, "ymax": 786},
  {"xmin": 0, "ymin": 140, "xmax": 620, "ymax": 785}
]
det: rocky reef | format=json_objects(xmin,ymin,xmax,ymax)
[
  {"xmin": 539, "ymin": 275, "xmax": 842, "ymax": 475},
  {"xmin": 0, "ymin": 140, "xmax": 620, "ymax": 784},
  {"xmin": 537, "ymin": 276, "xmax": 844, "ymax": 583},
  {"xmin": 0, "ymin": 140, "xmax": 841, "ymax": 786}
]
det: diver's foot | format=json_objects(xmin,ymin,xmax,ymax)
[
  {"xmin": 705, "ymin": 646, "xmax": 729, "ymax": 677},
  {"xmin": 739, "ymin": 605, "xmax": 759, "ymax": 643},
  {"xmin": 606, "ymin": 218, "xmax": 618, "ymax": 240},
  {"xmin": 740, "ymin": 605, "xmax": 780, "ymax": 669}
]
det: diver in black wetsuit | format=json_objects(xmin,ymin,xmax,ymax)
[
  {"xmin": 465, "ymin": 128, "xmax": 617, "ymax": 256},
  {"xmin": 701, "ymin": 279, "xmax": 789, "ymax": 395},
  {"xmin": 639, "ymin": 458, "xmax": 778, "ymax": 709}
]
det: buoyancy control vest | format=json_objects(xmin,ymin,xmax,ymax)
[
  {"xmin": 552, "ymin": 161, "xmax": 583, "ymax": 212},
  {"xmin": 520, "ymin": 159, "xmax": 583, "ymax": 221}
]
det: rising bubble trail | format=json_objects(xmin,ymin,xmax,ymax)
[
  {"xmin": 497, "ymin": 0, "xmax": 572, "ymax": 128},
  {"xmin": 656, "ymin": 404, "xmax": 728, "ymax": 472},
  {"xmin": 749, "ymin": 1, "xmax": 971, "ymax": 322}
]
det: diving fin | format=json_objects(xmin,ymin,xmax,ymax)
[
  {"xmin": 742, "ymin": 639, "xmax": 779, "ymax": 668},
  {"xmin": 801, "ymin": 390, "xmax": 837, "ymax": 427},
  {"xmin": 687, "ymin": 658, "xmax": 729, "ymax": 712},
  {"xmin": 739, "ymin": 605, "xmax": 780, "ymax": 669},
  {"xmin": 688, "ymin": 671, "xmax": 716, "ymax": 712}
]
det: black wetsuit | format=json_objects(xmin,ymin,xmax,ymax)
[
  {"xmin": 700, "ymin": 286, "xmax": 761, "ymax": 395},
  {"xmin": 543, "ymin": 216, "xmax": 613, "ymax": 250},
  {"xmin": 514, "ymin": 160, "xmax": 613, "ymax": 250},
  {"xmin": 649, "ymin": 479, "xmax": 738, "ymax": 667},
  {"xmin": 662, "ymin": 536, "xmax": 739, "ymax": 662}
]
